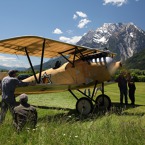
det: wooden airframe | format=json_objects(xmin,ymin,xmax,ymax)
[{"xmin": 0, "ymin": 36, "xmax": 121, "ymax": 115}]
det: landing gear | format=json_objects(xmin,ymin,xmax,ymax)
[
  {"xmin": 69, "ymin": 81, "xmax": 112, "ymax": 115},
  {"xmin": 95, "ymin": 94, "xmax": 111, "ymax": 110},
  {"xmin": 76, "ymin": 97, "xmax": 93, "ymax": 115}
]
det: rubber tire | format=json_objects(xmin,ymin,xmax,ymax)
[
  {"xmin": 95, "ymin": 94, "xmax": 111, "ymax": 110},
  {"xmin": 76, "ymin": 97, "xmax": 93, "ymax": 115}
]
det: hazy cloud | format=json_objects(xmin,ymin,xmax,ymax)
[
  {"xmin": 78, "ymin": 18, "xmax": 91, "ymax": 29},
  {"xmin": 0, "ymin": 54, "xmax": 33, "ymax": 68},
  {"xmin": 53, "ymin": 28, "xmax": 63, "ymax": 34},
  {"xmin": 66, "ymin": 30, "xmax": 74, "ymax": 35},
  {"xmin": 0, "ymin": 55, "xmax": 19, "ymax": 67},
  {"xmin": 73, "ymin": 14, "xmax": 77, "ymax": 20},
  {"xmin": 59, "ymin": 36, "xmax": 82, "ymax": 44},
  {"xmin": 0, "ymin": 55, "xmax": 16, "ymax": 62},
  {"xmin": 103, "ymin": 0, "xmax": 128, "ymax": 6}
]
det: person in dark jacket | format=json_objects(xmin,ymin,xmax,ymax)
[
  {"xmin": 0, "ymin": 70, "xmax": 30, "ymax": 123},
  {"xmin": 13, "ymin": 93, "xmax": 37, "ymax": 133},
  {"xmin": 127, "ymin": 73, "xmax": 136, "ymax": 105},
  {"xmin": 116, "ymin": 72, "xmax": 128, "ymax": 105}
]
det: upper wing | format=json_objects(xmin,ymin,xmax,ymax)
[{"xmin": 0, "ymin": 36, "xmax": 115, "ymax": 61}]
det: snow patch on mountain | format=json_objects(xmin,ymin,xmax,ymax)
[{"xmin": 77, "ymin": 22, "xmax": 145, "ymax": 62}]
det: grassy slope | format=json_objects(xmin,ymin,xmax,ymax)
[
  {"xmin": 0, "ymin": 82, "xmax": 145, "ymax": 145},
  {"xmin": 125, "ymin": 48, "xmax": 145, "ymax": 70}
]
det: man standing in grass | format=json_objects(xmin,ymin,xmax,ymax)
[
  {"xmin": 0, "ymin": 70, "xmax": 30, "ymax": 124},
  {"xmin": 116, "ymin": 72, "xmax": 128, "ymax": 105},
  {"xmin": 13, "ymin": 93, "xmax": 37, "ymax": 133}
]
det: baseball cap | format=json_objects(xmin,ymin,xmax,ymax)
[
  {"xmin": 8, "ymin": 70, "xmax": 18, "ymax": 76},
  {"xmin": 19, "ymin": 93, "xmax": 28, "ymax": 103}
]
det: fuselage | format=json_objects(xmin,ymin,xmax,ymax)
[{"xmin": 14, "ymin": 56, "xmax": 121, "ymax": 95}]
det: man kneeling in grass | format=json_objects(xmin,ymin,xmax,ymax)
[{"xmin": 13, "ymin": 93, "xmax": 37, "ymax": 133}]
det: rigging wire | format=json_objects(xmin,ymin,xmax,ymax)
[{"xmin": 15, "ymin": 53, "xmax": 29, "ymax": 69}]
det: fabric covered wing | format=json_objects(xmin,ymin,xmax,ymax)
[{"xmin": 0, "ymin": 36, "xmax": 115, "ymax": 61}]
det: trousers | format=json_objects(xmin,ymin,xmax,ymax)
[{"xmin": 0, "ymin": 99, "xmax": 16, "ymax": 123}]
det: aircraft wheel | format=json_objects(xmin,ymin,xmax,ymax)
[
  {"xmin": 76, "ymin": 97, "xmax": 93, "ymax": 115},
  {"xmin": 95, "ymin": 94, "xmax": 111, "ymax": 110}
]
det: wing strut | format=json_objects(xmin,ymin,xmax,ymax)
[
  {"xmin": 38, "ymin": 39, "xmax": 45, "ymax": 83},
  {"xmin": 59, "ymin": 53, "xmax": 74, "ymax": 66},
  {"xmin": 25, "ymin": 39, "xmax": 46, "ymax": 84},
  {"xmin": 91, "ymin": 80, "xmax": 98, "ymax": 99},
  {"xmin": 24, "ymin": 47, "xmax": 39, "ymax": 83},
  {"xmin": 76, "ymin": 80, "xmax": 98, "ymax": 102},
  {"xmin": 59, "ymin": 47, "xmax": 90, "ymax": 67}
]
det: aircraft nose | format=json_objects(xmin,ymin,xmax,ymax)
[
  {"xmin": 116, "ymin": 61, "xmax": 122, "ymax": 69},
  {"xmin": 118, "ymin": 61, "xmax": 122, "ymax": 67},
  {"xmin": 108, "ymin": 60, "xmax": 122, "ymax": 76}
]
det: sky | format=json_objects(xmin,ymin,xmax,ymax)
[{"xmin": 0, "ymin": 0, "xmax": 144, "ymax": 68}]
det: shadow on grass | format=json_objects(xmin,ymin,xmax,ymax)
[
  {"xmin": 32, "ymin": 105, "xmax": 73, "ymax": 111},
  {"xmin": 103, "ymin": 102, "xmax": 145, "ymax": 117},
  {"xmin": 33, "ymin": 102, "xmax": 145, "ymax": 123},
  {"xmin": 0, "ymin": 101, "xmax": 144, "ymax": 123}
]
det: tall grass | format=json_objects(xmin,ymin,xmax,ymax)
[{"xmin": 0, "ymin": 82, "xmax": 145, "ymax": 145}]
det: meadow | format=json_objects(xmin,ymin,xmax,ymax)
[{"xmin": 0, "ymin": 82, "xmax": 145, "ymax": 145}]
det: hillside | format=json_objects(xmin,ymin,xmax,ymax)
[
  {"xmin": 0, "ymin": 65, "xmax": 26, "ymax": 71},
  {"xmin": 125, "ymin": 48, "xmax": 145, "ymax": 70},
  {"xmin": 27, "ymin": 56, "xmax": 68, "ymax": 71}
]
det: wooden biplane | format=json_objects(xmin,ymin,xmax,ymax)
[{"xmin": 0, "ymin": 36, "xmax": 121, "ymax": 115}]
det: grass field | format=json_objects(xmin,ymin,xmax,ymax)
[{"xmin": 0, "ymin": 82, "xmax": 145, "ymax": 145}]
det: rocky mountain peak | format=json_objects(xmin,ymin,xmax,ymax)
[{"xmin": 77, "ymin": 22, "xmax": 145, "ymax": 62}]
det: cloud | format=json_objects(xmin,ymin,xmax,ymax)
[
  {"xmin": 78, "ymin": 18, "xmax": 91, "ymax": 29},
  {"xmin": 76, "ymin": 11, "xmax": 87, "ymax": 18},
  {"xmin": 103, "ymin": 0, "xmax": 128, "ymax": 6},
  {"xmin": 0, "ymin": 55, "xmax": 16, "ymax": 62},
  {"xmin": 73, "ymin": 14, "xmax": 77, "ymax": 20},
  {"xmin": 2, "ymin": 63, "xmax": 23, "ymax": 67},
  {"xmin": 0, "ymin": 55, "xmax": 19, "ymax": 67},
  {"xmin": 59, "ymin": 36, "xmax": 82, "ymax": 44},
  {"xmin": 0, "ymin": 55, "xmax": 30, "ymax": 68},
  {"xmin": 73, "ymin": 11, "xmax": 91, "ymax": 29},
  {"xmin": 53, "ymin": 28, "xmax": 63, "ymax": 34},
  {"xmin": 66, "ymin": 30, "xmax": 74, "ymax": 35}
]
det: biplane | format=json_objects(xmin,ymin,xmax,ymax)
[{"xmin": 0, "ymin": 36, "xmax": 121, "ymax": 115}]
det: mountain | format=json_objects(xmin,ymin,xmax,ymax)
[
  {"xmin": 1, "ymin": 23, "xmax": 145, "ymax": 71},
  {"xmin": 0, "ymin": 65, "xmax": 26, "ymax": 71},
  {"xmin": 28, "ymin": 23, "xmax": 145, "ymax": 71},
  {"xmin": 28, "ymin": 56, "xmax": 68, "ymax": 71},
  {"xmin": 77, "ymin": 22, "xmax": 145, "ymax": 62},
  {"xmin": 125, "ymin": 48, "xmax": 145, "ymax": 70}
]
